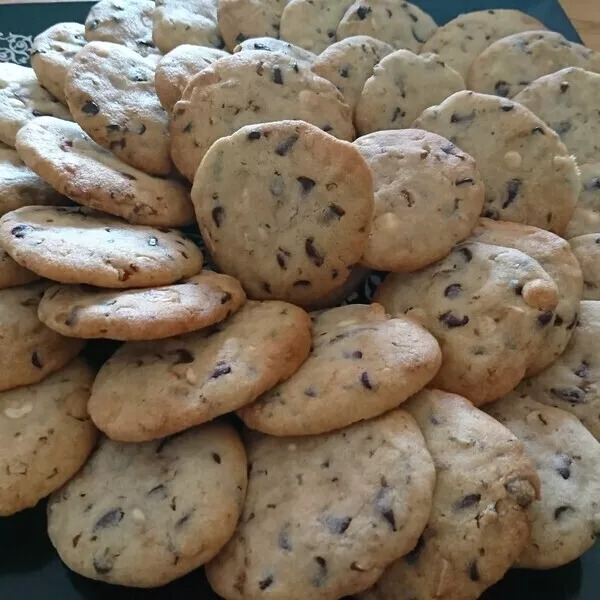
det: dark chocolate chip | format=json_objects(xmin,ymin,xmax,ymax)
[
  {"xmin": 360, "ymin": 371, "xmax": 373, "ymax": 390},
  {"xmin": 444, "ymin": 283, "xmax": 462, "ymax": 298},
  {"xmin": 210, "ymin": 364, "xmax": 232, "ymax": 379},
  {"xmin": 220, "ymin": 292, "xmax": 232, "ymax": 304},
  {"xmin": 550, "ymin": 387, "xmax": 586, "ymax": 403},
  {"xmin": 271, "ymin": 67, "xmax": 283, "ymax": 85},
  {"xmin": 212, "ymin": 206, "xmax": 225, "ymax": 227},
  {"xmin": 258, "ymin": 575, "xmax": 274, "ymax": 590},
  {"xmin": 327, "ymin": 203, "xmax": 346, "ymax": 219},
  {"xmin": 324, "ymin": 515, "xmax": 352, "ymax": 534},
  {"xmin": 173, "ymin": 349, "xmax": 194, "ymax": 364},
  {"xmin": 312, "ymin": 556, "xmax": 327, "ymax": 587},
  {"xmin": 305, "ymin": 237, "xmax": 324, "ymax": 267},
  {"xmin": 450, "ymin": 110, "xmax": 475, "ymax": 124},
  {"xmin": 93, "ymin": 508, "xmax": 124, "ymax": 531},
  {"xmin": 554, "ymin": 505, "xmax": 574, "ymax": 519},
  {"xmin": 275, "ymin": 134, "xmax": 299, "ymax": 156},
  {"xmin": 297, "ymin": 176, "xmax": 316, "ymax": 193},
  {"xmin": 304, "ymin": 386, "xmax": 318, "ymax": 397},
  {"xmin": 147, "ymin": 484, "xmax": 167, "ymax": 498},
  {"xmin": 468, "ymin": 560, "xmax": 480, "ymax": 581},
  {"xmin": 182, "ymin": 122, "xmax": 193, "ymax": 133},
  {"xmin": 537, "ymin": 311, "xmax": 554, "ymax": 326},
  {"xmin": 439, "ymin": 312, "xmax": 469, "ymax": 328},
  {"xmin": 247, "ymin": 130, "xmax": 261, "ymax": 140},
  {"xmin": 212, "ymin": 452, "xmax": 221, "ymax": 464},
  {"xmin": 560, "ymin": 82, "xmax": 570, "ymax": 93},
  {"xmin": 93, "ymin": 555, "xmax": 114, "ymax": 574},
  {"xmin": 458, "ymin": 247, "xmax": 473, "ymax": 262},
  {"xmin": 494, "ymin": 81, "xmax": 510, "ymax": 97},
  {"xmin": 11, "ymin": 224, "xmax": 32, "ymax": 238},
  {"xmin": 555, "ymin": 454, "xmax": 572, "ymax": 480},
  {"xmin": 574, "ymin": 362, "xmax": 590, "ymax": 379},
  {"xmin": 81, "ymin": 100, "xmax": 99, "ymax": 115},
  {"xmin": 278, "ymin": 524, "xmax": 293, "ymax": 551},
  {"xmin": 31, "ymin": 351, "xmax": 43, "ymax": 369},
  {"xmin": 356, "ymin": 5, "xmax": 371, "ymax": 19},
  {"xmin": 375, "ymin": 479, "xmax": 396, "ymax": 531},
  {"xmin": 176, "ymin": 513, "xmax": 191, "ymax": 528},
  {"xmin": 500, "ymin": 102, "xmax": 515, "ymax": 111},
  {"xmin": 503, "ymin": 179, "xmax": 521, "ymax": 209},
  {"xmin": 391, "ymin": 107, "xmax": 406, "ymax": 122},
  {"xmin": 263, "ymin": 282, "xmax": 272, "ymax": 293},
  {"xmin": 455, "ymin": 493, "xmax": 481, "ymax": 509}
]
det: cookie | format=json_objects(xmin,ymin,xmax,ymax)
[
  {"xmin": 192, "ymin": 120, "xmax": 371, "ymax": 304},
  {"xmin": 311, "ymin": 35, "xmax": 394, "ymax": 110},
  {"xmin": 65, "ymin": 41, "xmax": 171, "ymax": 176},
  {"xmin": 0, "ymin": 359, "xmax": 97, "ymax": 516},
  {"xmin": 0, "ymin": 143, "xmax": 65, "ymax": 217},
  {"xmin": 170, "ymin": 51, "xmax": 354, "ymax": 181},
  {"xmin": 565, "ymin": 163, "xmax": 600, "ymax": 239},
  {"xmin": 15, "ymin": 117, "xmax": 194, "ymax": 227},
  {"xmin": 353, "ymin": 129, "xmax": 484, "ymax": 272},
  {"xmin": 468, "ymin": 30, "xmax": 600, "ymax": 99},
  {"xmin": 414, "ymin": 91, "xmax": 580, "ymax": 235},
  {"xmin": 218, "ymin": 0, "xmax": 287, "ymax": 51},
  {"xmin": 514, "ymin": 67, "xmax": 600, "ymax": 165},
  {"xmin": 153, "ymin": 0, "xmax": 223, "ymax": 54},
  {"xmin": 471, "ymin": 218, "xmax": 583, "ymax": 375},
  {"xmin": 356, "ymin": 50, "xmax": 465, "ymax": 134},
  {"xmin": 84, "ymin": 0, "xmax": 159, "ymax": 57},
  {"xmin": 421, "ymin": 9, "xmax": 546, "ymax": 79},
  {"xmin": 0, "ymin": 247, "xmax": 38, "ymax": 289},
  {"xmin": 88, "ymin": 300, "xmax": 311, "ymax": 441},
  {"xmin": 486, "ymin": 393, "xmax": 600, "ymax": 568},
  {"xmin": 0, "ymin": 63, "xmax": 72, "ymax": 148},
  {"xmin": 280, "ymin": 0, "xmax": 353, "ymax": 54},
  {"xmin": 238, "ymin": 303, "xmax": 441, "ymax": 436},
  {"xmin": 38, "ymin": 271, "xmax": 246, "ymax": 341},
  {"xmin": 234, "ymin": 37, "xmax": 317, "ymax": 67},
  {"xmin": 0, "ymin": 206, "xmax": 202, "ymax": 289},
  {"xmin": 360, "ymin": 389, "xmax": 540, "ymax": 600},
  {"xmin": 514, "ymin": 301, "xmax": 600, "ymax": 440},
  {"xmin": 206, "ymin": 409, "xmax": 436, "ymax": 600},
  {"xmin": 0, "ymin": 282, "xmax": 85, "ymax": 392},
  {"xmin": 569, "ymin": 234, "xmax": 600, "ymax": 300},
  {"xmin": 47, "ymin": 423, "xmax": 247, "ymax": 587},
  {"xmin": 30, "ymin": 22, "xmax": 87, "ymax": 105},
  {"xmin": 155, "ymin": 45, "xmax": 229, "ymax": 112},
  {"xmin": 375, "ymin": 241, "xmax": 560, "ymax": 406},
  {"xmin": 336, "ymin": 0, "xmax": 437, "ymax": 52}
]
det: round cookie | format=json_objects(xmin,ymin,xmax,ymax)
[
  {"xmin": 468, "ymin": 30, "xmax": 600, "ymax": 99},
  {"xmin": 234, "ymin": 37, "xmax": 317, "ymax": 66},
  {"xmin": 88, "ymin": 300, "xmax": 311, "ymax": 441},
  {"xmin": 0, "ymin": 359, "xmax": 97, "ymax": 516},
  {"xmin": 375, "ymin": 241, "xmax": 559, "ymax": 406},
  {"xmin": 311, "ymin": 35, "xmax": 394, "ymax": 111},
  {"xmin": 565, "ymin": 163, "xmax": 600, "ymax": 239},
  {"xmin": 206, "ymin": 409, "xmax": 436, "ymax": 600},
  {"xmin": 47, "ymin": 423, "xmax": 247, "ymax": 587},
  {"xmin": 514, "ymin": 67, "xmax": 600, "ymax": 165},
  {"xmin": 360, "ymin": 389, "xmax": 540, "ymax": 600},
  {"xmin": 217, "ymin": 0, "xmax": 287, "ymax": 51},
  {"xmin": 155, "ymin": 45, "xmax": 230, "ymax": 112},
  {"xmin": 0, "ymin": 143, "xmax": 65, "ymax": 217},
  {"xmin": 192, "ymin": 120, "xmax": 372, "ymax": 304},
  {"xmin": 421, "ymin": 9, "xmax": 546, "ymax": 79},
  {"xmin": 0, "ymin": 63, "xmax": 72, "ymax": 148},
  {"xmin": 84, "ymin": 0, "xmax": 159, "ymax": 57},
  {"xmin": 486, "ymin": 393, "xmax": 600, "ymax": 568},
  {"xmin": 280, "ymin": 0, "xmax": 353, "ymax": 54},
  {"xmin": 514, "ymin": 301, "xmax": 600, "ymax": 440},
  {"xmin": 238, "ymin": 303, "xmax": 441, "ymax": 436},
  {"xmin": 31, "ymin": 22, "xmax": 87, "ymax": 105},
  {"xmin": 153, "ymin": 0, "xmax": 223, "ymax": 54},
  {"xmin": 38, "ymin": 271, "xmax": 246, "ymax": 340},
  {"xmin": 0, "ymin": 282, "xmax": 85, "ymax": 392},
  {"xmin": 15, "ymin": 117, "xmax": 194, "ymax": 227},
  {"xmin": 65, "ymin": 41, "xmax": 171, "ymax": 176},
  {"xmin": 356, "ymin": 50, "xmax": 465, "ymax": 134},
  {"xmin": 170, "ymin": 51, "xmax": 354, "ymax": 181},
  {"xmin": 569, "ymin": 234, "xmax": 600, "ymax": 300},
  {"xmin": 336, "ymin": 0, "xmax": 437, "ymax": 52},
  {"xmin": 0, "ymin": 206, "xmax": 203, "ymax": 289},
  {"xmin": 470, "ymin": 218, "xmax": 583, "ymax": 375},
  {"xmin": 353, "ymin": 129, "xmax": 484, "ymax": 272},
  {"xmin": 0, "ymin": 247, "xmax": 38, "ymax": 289},
  {"xmin": 414, "ymin": 91, "xmax": 580, "ymax": 235}
]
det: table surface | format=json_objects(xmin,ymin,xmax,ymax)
[{"xmin": 1, "ymin": 0, "xmax": 599, "ymax": 50}]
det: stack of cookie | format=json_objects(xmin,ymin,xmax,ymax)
[{"xmin": 1, "ymin": 1, "xmax": 600, "ymax": 598}]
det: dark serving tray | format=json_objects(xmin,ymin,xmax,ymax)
[{"xmin": 0, "ymin": 1, "xmax": 597, "ymax": 598}]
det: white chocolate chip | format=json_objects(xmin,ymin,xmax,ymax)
[
  {"xmin": 504, "ymin": 151, "xmax": 522, "ymax": 169},
  {"xmin": 131, "ymin": 508, "xmax": 146, "ymax": 522},
  {"xmin": 4, "ymin": 403, "xmax": 33, "ymax": 419},
  {"xmin": 287, "ymin": 443, "xmax": 297, "ymax": 451},
  {"xmin": 185, "ymin": 368, "xmax": 198, "ymax": 385}
]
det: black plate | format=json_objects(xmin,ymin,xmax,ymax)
[{"xmin": 0, "ymin": 1, "xmax": 597, "ymax": 598}]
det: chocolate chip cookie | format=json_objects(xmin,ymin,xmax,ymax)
[
  {"xmin": 15, "ymin": 117, "xmax": 194, "ymax": 227},
  {"xmin": 414, "ymin": 91, "xmax": 580, "ymax": 235},
  {"xmin": 65, "ymin": 41, "xmax": 171, "ymax": 176},
  {"xmin": 486, "ymin": 393, "xmax": 600, "ymax": 568},
  {"xmin": 238, "ymin": 304, "xmax": 442, "ymax": 435},
  {"xmin": 170, "ymin": 51, "xmax": 354, "ymax": 181},
  {"xmin": 88, "ymin": 301, "xmax": 312, "ymax": 441},
  {"xmin": 192, "ymin": 120, "xmax": 372, "ymax": 304},
  {"xmin": 0, "ymin": 282, "xmax": 85, "ymax": 392},
  {"xmin": 47, "ymin": 423, "xmax": 247, "ymax": 586},
  {"xmin": 375, "ymin": 241, "xmax": 559, "ymax": 405},
  {"xmin": 0, "ymin": 206, "xmax": 202, "ymax": 288},
  {"xmin": 206, "ymin": 409, "xmax": 435, "ymax": 599},
  {"xmin": 0, "ymin": 359, "xmax": 97, "ymax": 516},
  {"xmin": 361, "ymin": 388, "xmax": 540, "ymax": 600},
  {"xmin": 31, "ymin": 22, "xmax": 87, "ymax": 105}
]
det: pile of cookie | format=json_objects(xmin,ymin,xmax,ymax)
[{"xmin": 1, "ymin": 0, "xmax": 600, "ymax": 598}]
